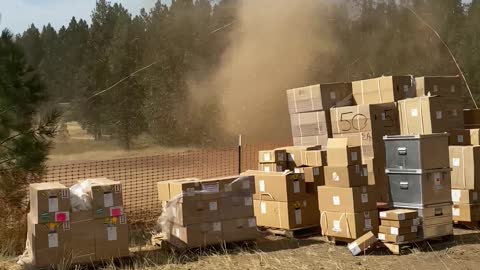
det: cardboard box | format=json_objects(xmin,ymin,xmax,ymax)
[
  {"xmin": 380, "ymin": 218, "xmax": 420, "ymax": 228},
  {"xmin": 452, "ymin": 204, "xmax": 480, "ymax": 222},
  {"xmin": 348, "ymin": 231, "xmax": 377, "ymax": 256},
  {"xmin": 379, "ymin": 225, "xmax": 418, "ymax": 235},
  {"xmin": 294, "ymin": 166, "xmax": 325, "ymax": 194},
  {"xmin": 29, "ymin": 182, "xmax": 70, "ymax": 224},
  {"xmin": 330, "ymin": 103, "xmax": 400, "ymax": 137},
  {"xmin": 378, "ymin": 232, "xmax": 417, "ymax": 243},
  {"xmin": 293, "ymin": 135, "xmax": 329, "ymax": 147},
  {"xmin": 157, "ymin": 178, "xmax": 201, "ymax": 201},
  {"xmin": 90, "ymin": 178, "xmax": 123, "ymax": 219},
  {"xmin": 287, "ymin": 82, "xmax": 353, "ymax": 113},
  {"xmin": 258, "ymin": 163, "xmax": 286, "ymax": 173},
  {"xmin": 449, "ymin": 146, "xmax": 480, "ymax": 190},
  {"xmin": 164, "ymin": 197, "xmax": 223, "ymax": 225},
  {"xmin": 320, "ymin": 210, "xmax": 379, "ymax": 239},
  {"xmin": 333, "ymin": 132, "xmax": 386, "ymax": 161},
  {"xmin": 259, "ymin": 149, "xmax": 287, "ymax": 164},
  {"xmin": 305, "ymin": 150, "xmax": 327, "ymax": 167},
  {"xmin": 221, "ymin": 195, "xmax": 254, "ymax": 220},
  {"xmin": 469, "ymin": 129, "xmax": 480, "ymax": 145},
  {"xmin": 249, "ymin": 171, "xmax": 306, "ymax": 202},
  {"xmin": 415, "ymin": 76, "xmax": 462, "ymax": 97},
  {"xmin": 465, "ymin": 109, "xmax": 480, "ymax": 129},
  {"xmin": 317, "ymin": 186, "xmax": 377, "ymax": 212},
  {"xmin": 326, "ymin": 138, "xmax": 362, "ymax": 166},
  {"xmin": 398, "ymin": 96, "xmax": 464, "ymax": 135},
  {"xmin": 449, "ymin": 129, "xmax": 471, "ymax": 146},
  {"xmin": 379, "ymin": 209, "xmax": 418, "ymax": 221},
  {"xmin": 222, "ymin": 217, "xmax": 259, "ymax": 242},
  {"xmin": 254, "ymin": 195, "xmax": 319, "ymax": 229},
  {"xmin": 352, "ymin": 76, "xmax": 415, "ymax": 105},
  {"xmin": 93, "ymin": 216, "xmax": 129, "ymax": 260},
  {"xmin": 323, "ymin": 165, "xmax": 368, "ymax": 188},
  {"xmin": 451, "ymin": 189, "xmax": 479, "ymax": 204},
  {"xmin": 290, "ymin": 110, "xmax": 332, "ymax": 137},
  {"xmin": 27, "ymin": 213, "xmax": 71, "ymax": 268},
  {"xmin": 69, "ymin": 211, "xmax": 95, "ymax": 264},
  {"xmin": 163, "ymin": 221, "xmax": 223, "ymax": 249},
  {"xmin": 203, "ymin": 175, "xmax": 256, "ymax": 194},
  {"xmin": 275, "ymin": 146, "xmax": 322, "ymax": 168}
]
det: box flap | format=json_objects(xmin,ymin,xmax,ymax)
[{"xmin": 327, "ymin": 138, "xmax": 349, "ymax": 150}]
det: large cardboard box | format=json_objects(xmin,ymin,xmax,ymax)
[
  {"xmin": 93, "ymin": 216, "xmax": 129, "ymax": 260},
  {"xmin": 469, "ymin": 129, "xmax": 480, "ymax": 145},
  {"xmin": 451, "ymin": 189, "xmax": 479, "ymax": 204},
  {"xmin": 416, "ymin": 76, "xmax": 462, "ymax": 97},
  {"xmin": 380, "ymin": 218, "xmax": 420, "ymax": 228},
  {"xmin": 333, "ymin": 132, "xmax": 386, "ymax": 161},
  {"xmin": 323, "ymin": 165, "xmax": 368, "ymax": 188},
  {"xmin": 449, "ymin": 129, "xmax": 471, "ymax": 146},
  {"xmin": 379, "ymin": 209, "xmax": 418, "ymax": 221},
  {"xmin": 294, "ymin": 166, "xmax": 324, "ymax": 194},
  {"xmin": 258, "ymin": 163, "xmax": 286, "ymax": 173},
  {"xmin": 326, "ymin": 138, "xmax": 362, "ymax": 166},
  {"xmin": 449, "ymin": 146, "xmax": 480, "ymax": 190},
  {"xmin": 352, "ymin": 76, "xmax": 415, "ymax": 105},
  {"xmin": 379, "ymin": 225, "xmax": 417, "ymax": 235},
  {"xmin": 258, "ymin": 150, "xmax": 287, "ymax": 164},
  {"xmin": 249, "ymin": 171, "xmax": 306, "ymax": 202},
  {"xmin": 330, "ymin": 103, "xmax": 399, "ymax": 137},
  {"xmin": 293, "ymin": 135, "xmax": 329, "ymax": 147},
  {"xmin": 275, "ymin": 146, "xmax": 322, "ymax": 168},
  {"xmin": 305, "ymin": 150, "xmax": 327, "ymax": 167},
  {"xmin": 254, "ymin": 195, "xmax": 319, "ymax": 229},
  {"xmin": 290, "ymin": 111, "xmax": 332, "ymax": 137},
  {"xmin": 89, "ymin": 178, "xmax": 123, "ymax": 219},
  {"xmin": 27, "ymin": 213, "xmax": 71, "ymax": 268},
  {"xmin": 221, "ymin": 194, "xmax": 254, "ymax": 220},
  {"xmin": 348, "ymin": 231, "xmax": 377, "ymax": 256},
  {"xmin": 222, "ymin": 217, "xmax": 259, "ymax": 242},
  {"xmin": 287, "ymin": 82, "xmax": 353, "ymax": 113},
  {"xmin": 317, "ymin": 186, "xmax": 377, "ymax": 212},
  {"xmin": 398, "ymin": 96, "xmax": 463, "ymax": 135},
  {"xmin": 69, "ymin": 211, "xmax": 95, "ymax": 264},
  {"xmin": 163, "ymin": 197, "xmax": 223, "ymax": 225},
  {"xmin": 163, "ymin": 221, "xmax": 223, "ymax": 249},
  {"xmin": 452, "ymin": 204, "xmax": 480, "ymax": 222},
  {"xmin": 29, "ymin": 182, "xmax": 70, "ymax": 224},
  {"xmin": 378, "ymin": 232, "xmax": 417, "ymax": 243},
  {"xmin": 320, "ymin": 210, "xmax": 379, "ymax": 239}
]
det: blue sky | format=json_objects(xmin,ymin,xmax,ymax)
[{"xmin": 0, "ymin": 0, "xmax": 169, "ymax": 34}]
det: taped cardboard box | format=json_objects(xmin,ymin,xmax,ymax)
[
  {"xmin": 222, "ymin": 217, "xmax": 259, "ymax": 242},
  {"xmin": 415, "ymin": 76, "xmax": 462, "ymax": 98},
  {"xmin": 163, "ymin": 196, "xmax": 223, "ymax": 225},
  {"xmin": 379, "ymin": 209, "xmax": 418, "ymax": 221},
  {"xmin": 320, "ymin": 210, "xmax": 379, "ymax": 239},
  {"xmin": 451, "ymin": 189, "xmax": 479, "ymax": 204},
  {"xmin": 94, "ymin": 216, "xmax": 129, "ymax": 260},
  {"xmin": 29, "ymin": 182, "xmax": 70, "ymax": 224},
  {"xmin": 449, "ymin": 146, "xmax": 480, "ymax": 190},
  {"xmin": 293, "ymin": 135, "xmax": 329, "ymax": 147},
  {"xmin": 379, "ymin": 225, "xmax": 417, "ymax": 235},
  {"xmin": 221, "ymin": 195, "xmax": 254, "ymax": 220},
  {"xmin": 378, "ymin": 232, "xmax": 417, "ymax": 243},
  {"xmin": 449, "ymin": 129, "xmax": 471, "ymax": 146},
  {"xmin": 290, "ymin": 110, "xmax": 332, "ymax": 137},
  {"xmin": 323, "ymin": 165, "xmax": 368, "ymax": 188},
  {"xmin": 464, "ymin": 109, "xmax": 480, "ymax": 129},
  {"xmin": 380, "ymin": 218, "xmax": 420, "ymax": 228},
  {"xmin": 286, "ymin": 82, "xmax": 353, "ymax": 114},
  {"xmin": 398, "ymin": 96, "xmax": 463, "ymax": 135},
  {"xmin": 305, "ymin": 150, "xmax": 327, "ymax": 167},
  {"xmin": 469, "ymin": 129, "xmax": 480, "ymax": 145},
  {"xmin": 352, "ymin": 75, "xmax": 415, "ymax": 105},
  {"xmin": 254, "ymin": 195, "xmax": 319, "ymax": 229},
  {"xmin": 246, "ymin": 170, "xmax": 306, "ymax": 202},
  {"xmin": 327, "ymin": 138, "xmax": 362, "ymax": 167},
  {"xmin": 330, "ymin": 103, "xmax": 400, "ymax": 137},
  {"xmin": 69, "ymin": 211, "xmax": 95, "ymax": 264},
  {"xmin": 258, "ymin": 163, "xmax": 286, "ymax": 173},
  {"xmin": 258, "ymin": 149, "xmax": 287, "ymax": 164},
  {"xmin": 348, "ymin": 231, "xmax": 377, "ymax": 256},
  {"xmin": 317, "ymin": 185, "xmax": 377, "ymax": 213},
  {"xmin": 27, "ymin": 213, "xmax": 71, "ymax": 268},
  {"xmin": 89, "ymin": 178, "xmax": 123, "ymax": 219},
  {"xmin": 294, "ymin": 166, "xmax": 325, "ymax": 194},
  {"xmin": 275, "ymin": 146, "xmax": 322, "ymax": 168},
  {"xmin": 202, "ymin": 175, "xmax": 256, "ymax": 194},
  {"xmin": 452, "ymin": 204, "xmax": 480, "ymax": 222},
  {"xmin": 163, "ymin": 221, "xmax": 223, "ymax": 249},
  {"xmin": 158, "ymin": 178, "xmax": 202, "ymax": 201},
  {"xmin": 333, "ymin": 132, "xmax": 385, "ymax": 161}
]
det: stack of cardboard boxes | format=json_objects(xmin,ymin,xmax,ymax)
[
  {"xmin": 378, "ymin": 209, "xmax": 419, "ymax": 244},
  {"xmin": 158, "ymin": 176, "xmax": 258, "ymax": 248},
  {"xmin": 318, "ymin": 138, "xmax": 379, "ymax": 240},
  {"xmin": 247, "ymin": 171, "xmax": 320, "ymax": 230},
  {"xmin": 287, "ymin": 83, "xmax": 353, "ymax": 147},
  {"xmin": 258, "ymin": 149, "xmax": 287, "ymax": 172}
]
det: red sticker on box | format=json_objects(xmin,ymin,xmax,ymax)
[
  {"xmin": 55, "ymin": 212, "xmax": 69, "ymax": 222},
  {"xmin": 110, "ymin": 207, "xmax": 123, "ymax": 217}
]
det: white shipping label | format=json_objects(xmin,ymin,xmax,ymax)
[
  {"xmin": 451, "ymin": 190, "xmax": 461, "ymax": 202},
  {"xmin": 313, "ymin": 167, "xmax": 320, "ymax": 176},
  {"xmin": 330, "ymin": 91, "xmax": 336, "ymax": 100},
  {"xmin": 361, "ymin": 193, "xmax": 368, "ymax": 203},
  {"xmin": 474, "ymin": 192, "xmax": 478, "ymax": 201},
  {"xmin": 175, "ymin": 228, "xmax": 180, "ymax": 237},
  {"xmin": 453, "ymin": 158, "xmax": 461, "ymax": 167},
  {"xmin": 411, "ymin": 108, "xmax": 418, "ymax": 117},
  {"xmin": 260, "ymin": 202, "xmax": 267, "ymax": 214},
  {"xmin": 259, "ymin": 180, "xmax": 265, "ymax": 192},
  {"xmin": 413, "ymin": 219, "xmax": 420, "ymax": 226},
  {"xmin": 333, "ymin": 196, "xmax": 340, "ymax": 206},
  {"xmin": 107, "ymin": 226, "xmax": 117, "ymax": 241},
  {"xmin": 48, "ymin": 197, "xmax": 59, "ymax": 212},
  {"xmin": 433, "ymin": 85, "xmax": 439, "ymax": 92},
  {"xmin": 248, "ymin": 218, "xmax": 256, "ymax": 228},
  {"xmin": 458, "ymin": 135, "xmax": 464, "ymax": 143},
  {"xmin": 453, "ymin": 208, "xmax": 460, "ymax": 216},
  {"xmin": 379, "ymin": 212, "xmax": 387, "ymax": 218},
  {"xmin": 213, "ymin": 222, "xmax": 222, "ymax": 232},
  {"xmin": 381, "ymin": 112, "xmax": 387, "ymax": 120},
  {"xmin": 451, "ymin": 85, "xmax": 456, "ymax": 93},
  {"xmin": 244, "ymin": 196, "xmax": 253, "ymax": 206},
  {"xmin": 411, "ymin": 226, "xmax": 418, "ymax": 233},
  {"xmin": 332, "ymin": 172, "xmax": 340, "ymax": 182},
  {"xmin": 242, "ymin": 180, "xmax": 250, "ymax": 190},
  {"xmin": 293, "ymin": 180, "xmax": 300, "ymax": 193},
  {"xmin": 433, "ymin": 172, "xmax": 441, "ymax": 186},
  {"xmin": 264, "ymin": 166, "xmax": 271, "ymax": 172},
  {"xmin": 363, "ymin": 167, "xmax": 368, "ymax": 177},
  {"xmin": 294, "ymin": 168, "xmax": 301, "ymax": 173},
  {"xmin": 333, "ymin": 220, "xmax": 341, "ymax": 232},
  {"xmin": 390, "ymin": 227, "xmax": 399, "ymax": 235},
  {"xmin": 288, "ymin": 154, "xmax": 294, "ymax": 162},
  {"xmin": 403, "ymin": 85, "xmax": 409, "ymax": 92},
  {"xmin": 378, "ymin": 233, "xmax": 386, "ymax": 241},
  {"xmin": 351, "ymin": 152, "xmax": 358, "ymax": 161},
  {"xmin": 295, "ymin": 209, "xmax": 302, "ymax": 225},
  {"xmin": 349, "ymin": 244, "xmax": 361, "ymax": 256},
  {"xmin": 397, "ymin": 213, "xmax": 406, "ymax": 220},
  {"xmin": 436, "ymin": 111, "xmax": 443, "ymax": 119},
  {"xmin": 263, "ymin": 152, "xmax": 271, "ymax": 162},
  {"xmin": 104, "ymin": 192, "xmax": 114, "ymax": 207},
  {"xmin": 48, "ymin": 233, "xmax": 58, "ymax": 248},
  {"xmin": 209, "ymin": 201, "xmax": 218, "ymax": 211},
  {"xmin": 364, "ymin": 218, "xmax": 372, "ymax": 230}
]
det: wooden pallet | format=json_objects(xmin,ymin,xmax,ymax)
[
  {"xmin": 453, "ymin": 220, "xmax": 480, "ymax": 230},
  {"xmin": 260, "ymin": 225, "xmax": 321, "ymax": 239},
  {"xmin": 151, "ymin": 233, "xmax": 257, "ymax": 251},
  {"xmin": 381, "ymin": 234, "xmax": 455, "ymax": 255}
]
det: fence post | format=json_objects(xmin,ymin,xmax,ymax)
[{"xmin": 238, "ymin": 134, "xmax": 242, "ymax": 174}]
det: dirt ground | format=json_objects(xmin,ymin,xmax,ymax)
[{"xmin": 2, "ymin": 227, "xmax": 480, "ymax": 270}]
